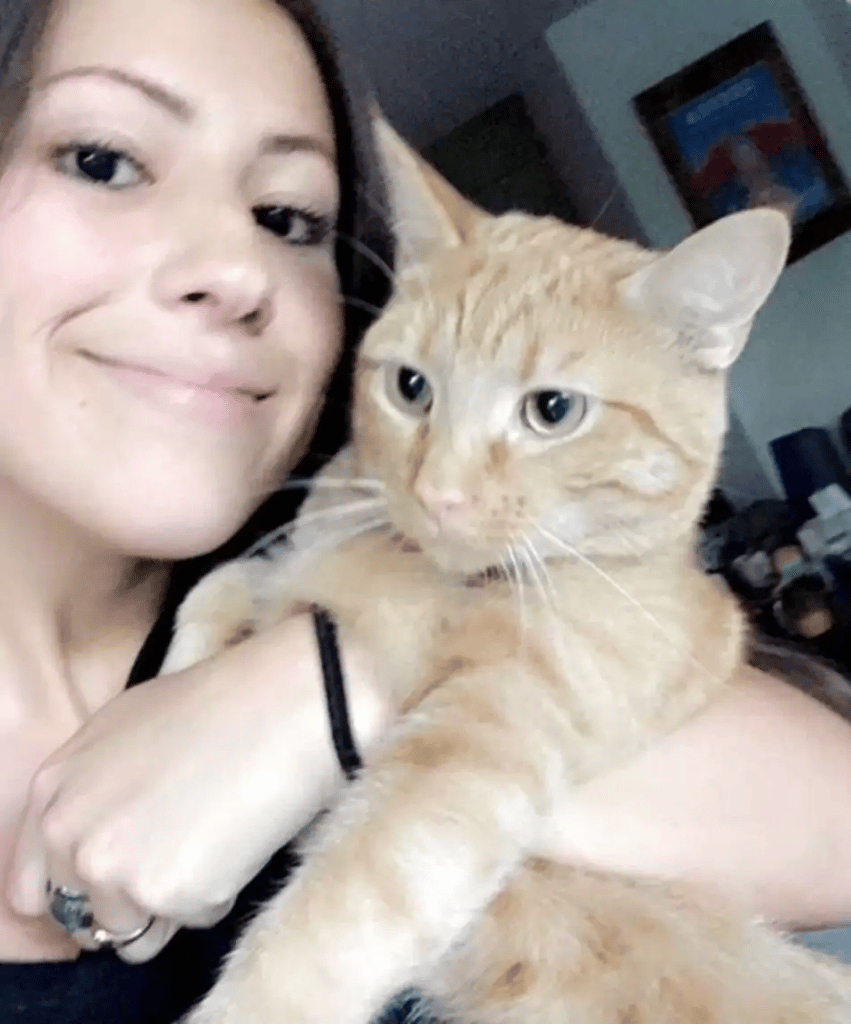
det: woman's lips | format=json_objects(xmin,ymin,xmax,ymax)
[{"xmin": 85, "ymin": 353, "xmax": 274, "ymax": 427}]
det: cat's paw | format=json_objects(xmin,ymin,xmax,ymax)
[
  {"xmin": 180, "ymin": 964, "xmax": 277, "ymax": 1024},
  {"xmin": 162, "ymin": 559, "xmax": 265, "ymax": 675},
  {"xmin": 181, "ymin": 1001, "xmax": 253, "ymax": 1024},
  {"xmin": 182, "ymin": 982, "xmax": 298, "ymax": 1024},
  {"xmin": 181, "ymin": 922, "xmax": 369, "ymax": 1024}
]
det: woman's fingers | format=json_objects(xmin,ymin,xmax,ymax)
[
  {"xmin": 41, "ymin": 861, "xmax": 176, "ymax": 963},
  {"xmin": 180, "ymin": 897, "xmax": 236, "ymax": 930},
  {"xmin": 9, "ymin": 765, "xmax": 176, "ymax": 962},
  {"xmin": 112, "ymin": 916, "xmax": 177, "ymax": 965},
  {"xmin": 83, "ymin": 883, "xmax": 159, "ymax": 957}
]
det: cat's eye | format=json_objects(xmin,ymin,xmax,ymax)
[
  {"xmin": 389, "ymin": 366, "xmax": 433, "ymax": 416},
  {"xmin": 521, "ymin": 389, "xmax": 587, "ymax": 436}
]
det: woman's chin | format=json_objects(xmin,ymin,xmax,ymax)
[{"xmin": 90, "ymin": 492, "xmax": 260, "ymax": 563}]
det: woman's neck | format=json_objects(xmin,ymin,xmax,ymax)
[{"xmin": 0, "ymin": 485, "xmax": 170, "ymax": 727}]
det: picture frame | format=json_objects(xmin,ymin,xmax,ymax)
[{"xmin": 633, "ymin": 21, "xmax": 851, "ymax": 263}]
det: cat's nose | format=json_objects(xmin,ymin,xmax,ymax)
[{"xmin": 415, "ymin": 480, "xmax": 468, "ymax": 529}]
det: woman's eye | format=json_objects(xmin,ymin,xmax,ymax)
[
  {"xmin": 55, "ymin": 144, "xmax": 146, "ymax": 189},
  {"xmin": 253, "ymin": 204, "xmax": 332, "ymax": 246},
  {"xmin": 386, "ymin": 365, "xmax": 433, "ymax": 416},
  {"xmin": 521, "ymin": 389, "xmax": 588, "ymax": 437}
]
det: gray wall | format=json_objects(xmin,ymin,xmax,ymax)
[
  {"xmin": 317, "ymin": 0, "xmax": 571, "ymax": 145},
  {"xmin": 317, "ymin": 0, "xmax": 851, "ymax": 239},
  {"xmin": 318, "ymin": 0, "xmax": 851, "ymax": 135}
]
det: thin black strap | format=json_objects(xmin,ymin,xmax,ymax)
[{"xmin": 312, "ymin": 608, "xmax": 363, "ymax": 780}]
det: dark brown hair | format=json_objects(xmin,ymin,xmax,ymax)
[
  {"xmin": 0, "ymin": 0, "xmax": 54, "ymax": 158},
  {"xmin": 273, "ymin": 0, "xmax": 395, "ymax": 473}
]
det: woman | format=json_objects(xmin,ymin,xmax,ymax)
[
  {"xmin": 0, "ymin": 0, "xmax": 850, "ymax": 1021},
  {"xmin": 0, "ymin": 0, "xmax": 391, "ymax": 1017}
]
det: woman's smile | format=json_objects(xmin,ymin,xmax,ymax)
[{"xmin": 80, "ymin": 351, "xmax": 276, "ymax": 429}]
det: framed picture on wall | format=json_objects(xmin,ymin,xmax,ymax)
[{"xmin": 633, "ymin": 21, "xmax": 851, "ymax": 263}]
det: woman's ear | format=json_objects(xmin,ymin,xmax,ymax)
[{"xmin": 372, "ymin": 110, "xmax": 486, "ymax": 273}]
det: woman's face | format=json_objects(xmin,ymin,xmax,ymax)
[{"xmin": 0, "ymin": 0, "xmax": 342, "ymax": 558}]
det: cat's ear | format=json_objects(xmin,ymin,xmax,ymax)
[
  {"xmin": 619, "ymin": 209, "xmax": 791, "ymax": 371},
  {"xmin": 372, "ymin": 111, "xmax": 484, "ymax": 271}
]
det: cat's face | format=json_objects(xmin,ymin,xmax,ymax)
[
  {"xmin": 351, "ymin": 123, "xmax": 790, "ymax": 575},
  {"xmin": 353, "ymin": 217, "xmax": 706, "ymax": 572}
]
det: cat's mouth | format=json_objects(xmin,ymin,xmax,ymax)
[
  {"xmin": 408, "ymin": 528, "xmax": 511, "ymax": 577},
  {"xmin": 384, "ymin": 498, "xmax": 515, "ymax": 575}
]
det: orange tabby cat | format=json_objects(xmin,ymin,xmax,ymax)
[{"xmin": 166, "ymin": 122, "xmax": 851, "ymax": 1024}]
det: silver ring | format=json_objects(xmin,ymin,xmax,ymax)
[{"xmin": 47, "ymin": 883, "xmax": 156, "ymax": 950}]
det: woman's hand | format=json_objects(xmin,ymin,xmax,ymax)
[
  {"xmin": 539, "ymin": 664, "xmax": 851, "ymax": 931},
  {"xmin": 7, "ymin": 613, "xmax": 388, "ymax": 962}
]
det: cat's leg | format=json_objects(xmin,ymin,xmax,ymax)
[
  {"xmin": 428, "ymin": 858, "xmax": 851, "ymax": 1024},
  {"xmin": 182, "ymin": 661, "xmax": 565, "ymax": 1024}
]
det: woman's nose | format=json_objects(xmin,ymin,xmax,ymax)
[{"xmin": 151, "ymin": 209, "xmax": 274, "ymax": 334}]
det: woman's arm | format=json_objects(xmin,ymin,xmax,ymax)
[
  {"xmin": 10, "ymin": 622, "xmax": 851, "ymax": 963},
  {"xmin": 540, "ymin": 663, "xmax": 851, "ymax": 931},
  {"xmin": 8, "ymin": 613, "xmax": 388, "ymax": 961}
]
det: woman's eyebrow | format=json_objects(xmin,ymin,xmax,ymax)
[
  {"xmin": 37, "ymin": 65, "xmax": 193, "ymax": 121},
  {"xmin": 35, "ymin": 65, "xmax": 337, "ymax": 167},
  {"xmin": 259, "ymin": 133, "xmax": 336, "ymax": 166}
]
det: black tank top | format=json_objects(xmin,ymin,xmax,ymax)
[{"xmin": 0, "ymin": 846, "xmax": 301, "ymax": 1023}]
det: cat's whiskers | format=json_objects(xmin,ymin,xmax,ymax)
[
  {"xmin": 518, "ymin": 532, "xmax": 559, "ymax": 614},
  {"xmin": 243, "ymin": 497, "xmax": 388, "ymax": 558},
  {"xmin": 341, "ymin": 295, "xmax": 388, "ymax": 320},
  {"xmin": 348, "ymin": 186, "xmax": 444, "ymax": 300},
  {"xmin": 532, "ymin": 539, "xmax": 561, "ymax": 612},
  {"xmin": 261, "ymin": 514, "xmax": 392, "ymax": 589},
  {"xmin": 534, "ymin": 523, "xmax": 719, "ymax": 685},
  {"xmin": 335, "ymin": 216, "xmax": 437, "ymax": 301},
  {"xmin": 286, "ymin": 514, "xmax": 390, "ymax": 567},
  {"xmin": 500, "ymin": 547, "xmax": 528, "ymax": 655},
  {"xmin": 513, "ymin": 532, "xmax": 618, "ymax": 707},
  {"xmin": 292, "ymin": 497, "xmax": 388, "ymax": 526},
  {"xmin": 510, "ymin": 536, "xmax": 538, "ymax": 605},
  {"xmin": 590, "ymin": 185, "xmax": 619, "ymax": 230},
  {"xmin": 251, "ymin": 476, "xmax": 386, "ymax": 507},
  {"xmin": 286, "ymin": 476, "xmax": 386, "ymax": 493},
  {"xmin": 334, "ymin": 230, "xmax": 396, "ymax": 286},
  {"xmin": 346, "ymin": 184, "xmax": 437, "ymax": 279}
]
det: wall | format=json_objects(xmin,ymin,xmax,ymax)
[
  {"xmin": 545, "ymin": 0, "xmax": 851, "ymax": 492},
  {"xmin": 423, "ymin": 95, "xmax": 580, "ymax": 223},
  {"xmin": 316, "ymin": 0, "xmax": 573, "ymax": 146}
]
